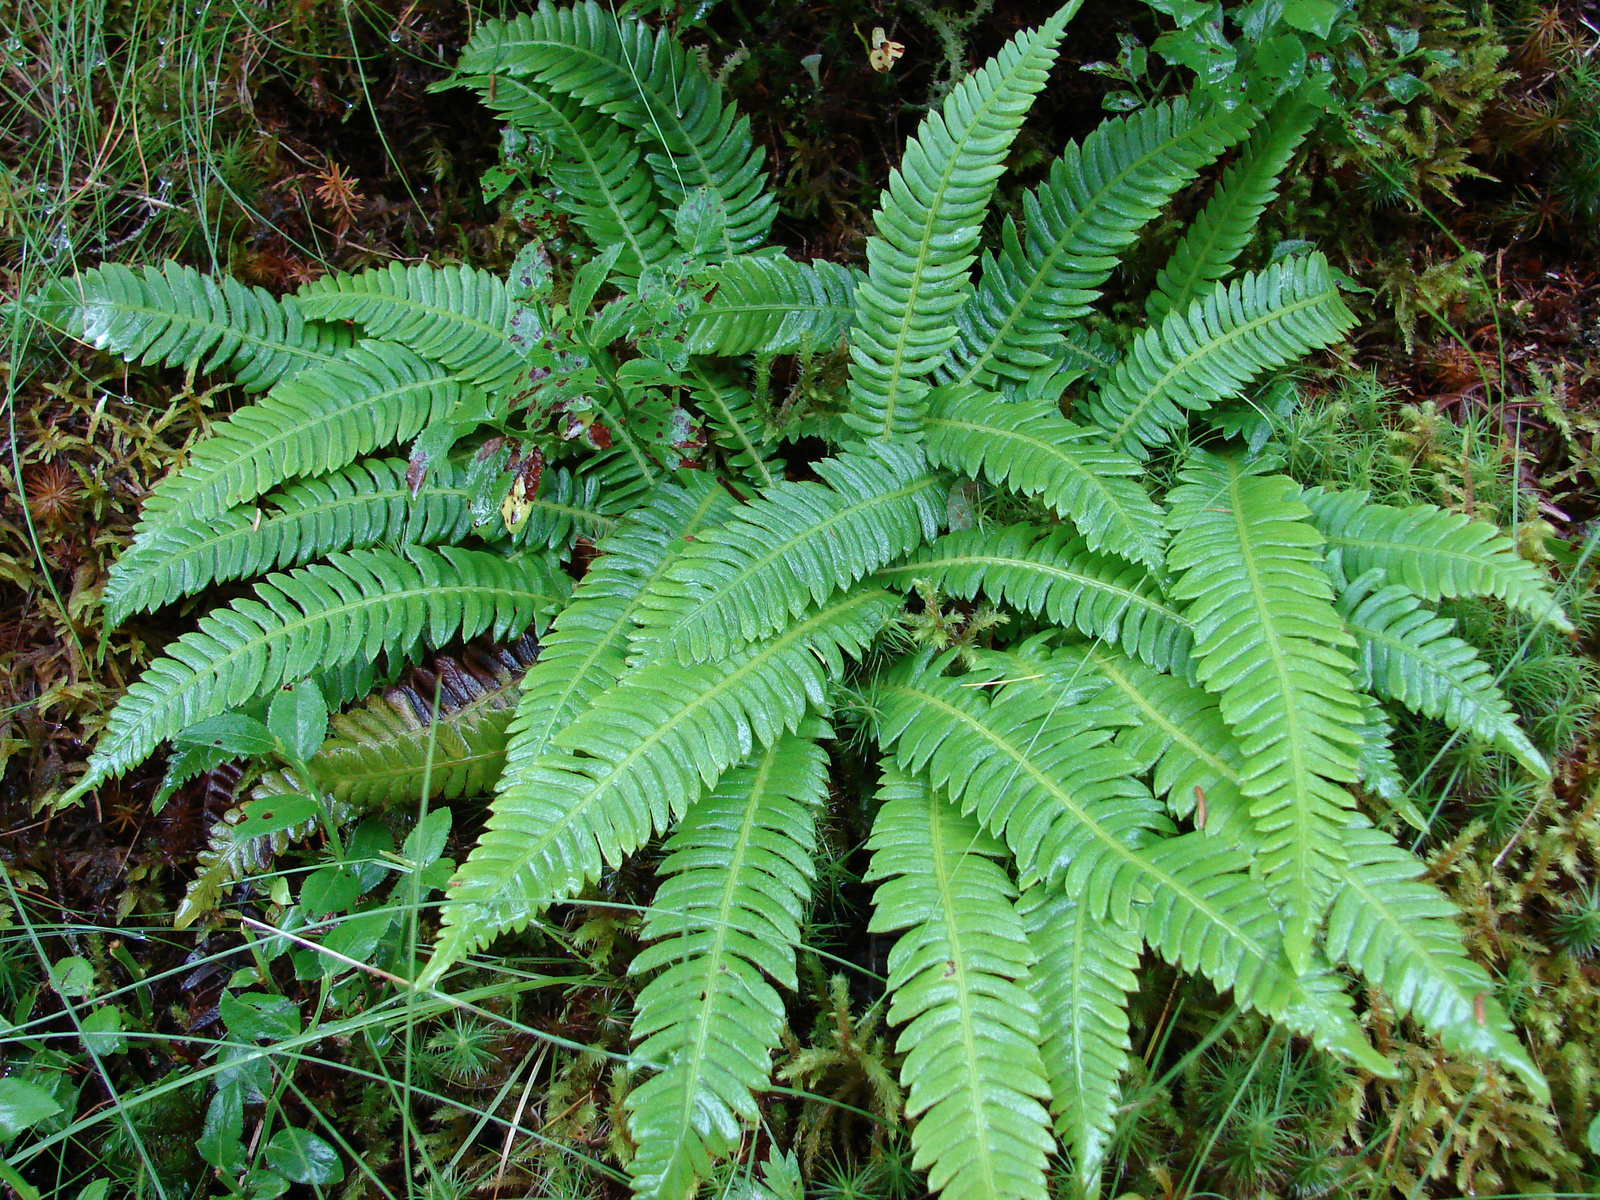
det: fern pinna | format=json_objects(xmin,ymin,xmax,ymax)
[{"xmin": 36, "ymin": 2, "xmax": 1568, "ymax": 1197}]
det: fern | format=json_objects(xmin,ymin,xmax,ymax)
[
  {"xmin": 109, "ymin": 341, "xmax": 463, "ymax": 567},
  {"xmin": 1166, "ymin": 450, "xmax": 1364, "ymax": 971},
  {"xmin": 296, "ymin": 263, "xmax": 527, "ymax": 391},
  {"xmin": 1082, "ymin": 254, "xmax": 1358, "ymax": 458},
  {"xmin": 471, "ymin": 77, "xmax": 675, "ymax": 276},
  {"xmin": 943, "ymin": 97, "xmax": 1254, "ymax": 390},
  {"xmin": 447, "ymin": 0, "xmax": 774, "ymax": 257},
  {"xmin": 103, "ymin": 457, "xmax": 475, "ymax": 625},
  {"xmin": 1322, "ymin": 823, "xmax": 1546, "ymax": 1098},
  {"xmin": 629, "ymin": 442, "xmax": 943, "ymax": 666},
  {"xmin": 1145, "ymin": 98, "xmax": 1317, "ymax": 323},
  {"xmin": 627, "ymin": 732, "xmax": 826, "ymax": 1199},
  {"xmin": 876, "ymin": 524, "xmax": 1192, "ymax": 672},
  {"xmin": 684, "ymin": 256, "xmax": 858, "ymax": 356},
  {"xmin": 175, "ymin": 638, "xmax": 539, "ymax": 929},
  {"xmin": 33, "ymin": 261, "xmax": 351, "ymax": 392},
  {"xmin": 49, "ymin": 7, "xmax": 1567, "ymax": 1193},
  {"xmin": 60, "ymin": 548, "xmax": 567, "ymax": 805},
  {"xmin": 845, "ymin": 2, "xmax": 1078, "ymax": 438},
  {"xmin": 866, "ymin": 769, "xmax": 1053, "ymax": 1200},
  {"xmin": 424, "ymin": 588, "xmax": 897, "ymax": 977},
  {"xmin": 1337, "ymin": 571, "xmax": 1547, "ymax": 774},
  {"xmin": 1018, "ymin": 886, "xmax": 1137, "ymax": 1188},
  {"xmin": 1302, "ymin": 485, "xmax": 1572, "ymax": 632},
  {"xmin": 924, "ymin": 385, "xmax": 1167, "ymax": 569}
]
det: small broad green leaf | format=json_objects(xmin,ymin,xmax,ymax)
[
  {"xmin": 1281, "ymin": 0, "xmax": 1341, "ymax": 38},
  {"xmin": 319, "ymin": 909, "xmax": 395, "ymax": 970},
  {"xmin": 0, "ymin": 1079, "xmax": 63, "ymax": 1140},
  {"xmin": 244, "ymin": 1168, "xmax": 290, "ymax": 1200},
  {"xmin": 300, "ymin": 865, "xmax": 365, "ymax": 919},
  {"xmin": 268, "ymin": 679, "xmax": 329, "ymax": 762},
  {"xmin": 264, "ymin": 1127, "xmax": 345, "ymax": 1185},
  {"xmin": 220, "ymin": 991, "xmax": 301, "ymax": 1042},
  {"xmin": 1588, "ymin": 1113, "xmax": 1600, "ymax": 1154},
  {"xmin": 80, "ymin": 1007, "xmax": 127, "ymax": 1056},
  {"xmin": 672, "ymin": 186, "xmax": 729, "ymax": 258},
  {"xmin": 346, "ymin": 818, "xmax": 394, "ymax": 891},
  {"xmin": 172, "ymin": 713, "xmax": 276, "ymax": 759},
  {"xmin": 50, "ymin": 956, "xmax": 94, "ymax": 997},
  {"xmin": 401, "ymin": 808, "xmax": 452, "ymax": 868},
  {"xmin": 198, "ymin": 1087, "xmax": 246, "ymax": 1173},
  {"xmin": 230, "ymin": 796, "xmax": 322, "ymax": 842},
  {"xmin": 77, "ymin": 1181, "xmax": 110, "ymax": 1200}
]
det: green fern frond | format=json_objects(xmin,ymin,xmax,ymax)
[
  {"xmin": 1134, "ymin": 833, "xmax": 1396, "ymax": 1077},
  {"xmin": 471, "ymin": 77, "xmax": 674, "ymax": 276},
  {"xmin": 102, "ymin": 457, "xmax": 474, "ymax": 625},
  {"xmin": 942, "ymin": 98, "xmax": 1253, "ymax": 390},
  {"xmin": 626, "ymin": 732, "xmax": 826, "ymax": 1199},
  {"xmin": 1302, "ymin": 486, "xmax": 1572, "ymax": 632},
  {"xmin": 500, "ymin": 477, "xmax": 737, "ymax": 777},
  {"xmin": 1145, "ymin": 99, "xmax": 1316, "ymax": 323},
  {"xmin": 449, "ymin": 1, "xmax": 774, "ymax": 256},
  {"xmin": 425, "ymin": 587, "xmax": 897, "ymax": 979},
  {"xmin": 866, "ymin": 769, "xmax": 1053, "ymax": 1200},
  {"xmin": 107, "ymin": 341, "xmax": 463, "ymax": 585},
  {"xmin": 845, "ymin": 2, "xmax": 1078, "ymax": 439},
  {"xmin": 630, "ymin": 443, "xmax": 943, "ymax": 666},
  {"xmin": 296, "ymin": 263, "xmax": 527, "ymax": 391},
  {"xmin": 924, "ymin": 385, "xmax": 1167, "ymax": 569},
  {"xmin": 684, "ymin": 256, "xmax": 858, "ymax": 356},
  {"xmin": 60, "ymin": 547, "xmax": 568, "ymax": 805},
  {"xmin": 1322, "ymin": 823, "xmax": 1547, "ymax": 1100},
  {"xmin": 876, "ymin": 524, "xmax": 1191, "ymax": 672},
  {"xmin": 1166, "ymin": 451, "xmax": 1363, "ymax": 972},
  {"xmin": 871, "ymin": 655, "xmax": 1171, "ymax": 912},
  {"xmin": 1072, "ymin": 645, "xmax": 1249, "ymax": 832},
  {"xmin": 1338, "ymin": 572, "xmax": 1546, "ymax": 775},
  {"xmin": 686, "ymin": 364, "xmax": 780, "ymax": 489},
  {"xmin": 1082, "ymin": 254, "xmax": 1357, "ymax": 459},
  {"xmin": 1018, "ymin": 885, "xmax": 1136, "ymax": 1190},
  {"xmin": 33, "ymin": 261, "xmax": 351, "ymax": 392}
]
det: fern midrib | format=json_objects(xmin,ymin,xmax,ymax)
[
  {"xmin": 951, "ymin": 119, "xmax": 1209, "ymax": 388},
  {"xmin": 649, "ymin": 475, "xmax": 936, "ymax": 659},
  {"xmin": 95, "ymin": 571, "xmax": 554, "ymax": 774},
  {"xmin": 924, "ymin": 798, "xmax": 1006, "ymax": 1199},
  {"xmin": 876, "ymin": 552, "xmax": 1184, "ymax": 625},
  {"xmin": 1102, "ymin": 286, "xmax": 1335, "ymax": 448},
  {"xmin": 302, "ymin": 289, "xmax": 518, "ymax": 372}
]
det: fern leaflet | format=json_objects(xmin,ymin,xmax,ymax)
[
  {"xmin": 60, "ymin": 547, "xmax": 568, "ymax": 805},
  {"xmin": 685, "ymin": 257, "xmax": 858, "ymax": 356},
  {"xmin": 1166, "ymin": 451, "xmax": 1363, "ymax": 971},
  {"xmin": 846, "ymin": 2, "xmax": 1078, "ymax": 438},
  {"xmin": 866, "ymin": 769, "xmax": 1053, "ymax": 1200},
  {"xmin": 33, "ymin": 261, "xmax": 351, "ymax": 392},
  {"xmin": 1083, "ymin": 254, "xmax": 1357, "ymax": 458},
  {"xmin": 1019, "ymin": 885, "xmax": 1136, "ymax": 1189},
  {"xmin": 925, "ymin": 384, "xmax": 1167, "ymax": 568},
  {"xmin": 627, "ymin": 733, "xmax": 825, "ymax": 1199}
]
